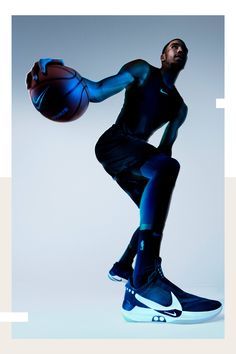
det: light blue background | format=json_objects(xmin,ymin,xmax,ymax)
[{"xmin": 12, "ymin": 16, "xmax": 224, "ymax": 338}]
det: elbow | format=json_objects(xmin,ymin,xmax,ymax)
[{"xmin": 183, "ymin": 103, "xmax": 188, "ymax": 118}]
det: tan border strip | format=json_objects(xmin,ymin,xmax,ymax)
[{"xmin": 0, "ymin": 177, "xmax": 235, "ymax": 353}]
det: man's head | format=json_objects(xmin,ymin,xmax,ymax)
[{"xmin": 160, "ymin": 39, "xmax": 188, "ymax": 71}]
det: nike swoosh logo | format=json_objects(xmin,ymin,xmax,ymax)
[
  {"xmin": 160, "ymin": 88, "xmax": 168, "ymax": 95},
  {"xmin": 162, "ymin": 310, "xmax": 178, "ymax": 317},
  {"xmin": 32, "ymin": 87, "xmax": 49, "ymax": 109},
  {"xmin": 135, "ymin": 291, "xmax": 182, "ymax": 312}
]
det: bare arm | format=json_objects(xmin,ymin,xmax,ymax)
[
  {"xmin": 84, "ymin": 72, "xmax": 134, "ymax": 102},
  {"xmin": 26, "ymin": 58, "xmax": 149, "ymax": 102},
  {"xmin": 84, "ymin": 59, "xmax": 150, "ymax": 102},
  {"xmin": 157, "ymin": 102, "xmax": 188, "ymax": 156}
]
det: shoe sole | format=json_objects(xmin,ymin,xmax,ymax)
[
  {"xmin": 121, "ymin": 305, "xmax": 223, "ymax": 324},
  {"xmin": 108, "ymin": 273, "xmax": 127, "ymax": 283}
]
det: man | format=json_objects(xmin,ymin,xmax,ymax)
[{"xmin": 27, "ymin": 39, "xmax": 222, "ymax": 323}]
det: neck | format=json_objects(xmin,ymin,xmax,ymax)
[{"xmin": 160, "ymin": 67, "xmax": 180, "ymax": 89}]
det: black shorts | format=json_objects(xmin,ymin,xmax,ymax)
[{"xmin": 95, "ymin": 124, "xmax": 158, "ymax": 178}]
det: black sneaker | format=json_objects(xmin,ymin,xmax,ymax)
[
  {"xmin": 122, "ymin": 258, "xmax": 222, "ymax": 323},
  {"xmin": 108, "ymin": 262, "xmax": 133, "ymax": 282}
]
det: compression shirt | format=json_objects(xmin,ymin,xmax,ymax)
[{"xmin": 115, "ymin": 65, "xmax": 183, "ymax": 141}]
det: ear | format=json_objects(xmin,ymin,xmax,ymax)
[{"xmin": 160, "ymin": 53, "xmax": 166, "ymax": 62}]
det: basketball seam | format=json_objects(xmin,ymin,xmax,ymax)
[
  {"xmin": 64, "ymin": 78, "xmax": 83, "ymax": 97},
  {"xmin": 70, "ymin": 85, "xmax": 88, "ymax": 119},
  {"xmin": 31, "ymin": 67, "xmax": 78, "ymax": 89}
]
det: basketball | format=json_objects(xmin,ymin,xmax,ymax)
[{"xmin": 28, "ymin": 64, "xmax": 89, "ymax": 122}]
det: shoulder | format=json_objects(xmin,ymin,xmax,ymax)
[
  {"xmin": 119, "ymin": 59, "xmax": 150, "ymax": 86},
  {"xmin": 120, "ymin": 59, "xmax": 150, "ymax": 70}
]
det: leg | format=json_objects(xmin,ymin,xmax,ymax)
[
  {"xmin": 115, "ymin": 171, "xmax": 148, "ymax": 260},
  {"xmin": 108, "ymin": 173, "xmax": 148, "ymax": 281},
  {"xmin": 108, "ymin": 227, "xmax": 139, "ymax": 282},
  {"xmin": 139, "ymin": 154, "xmax": 180, "ymax": 232},
  {"xmin": 118, "ymin": 157, "xmax": 222, "ymax": 323},
  {"xmin": 133, "ymin": 154, "xmax": 180, "ymax": 287}
]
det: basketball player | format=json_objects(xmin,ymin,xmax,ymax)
[{"xmin": 27, "ymin": 39, "xmax": 222, "ymax": 323}]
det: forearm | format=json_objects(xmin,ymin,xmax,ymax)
[
  {"xmin": 158, "ymin": 104, "xmax": 187, "ymax": 155},
  {"xmin": 84, "ymin": 71, "xmax": 134, "ymax": 103},
  {"xmin": 158, "ymin": 124, "xmax": 178, "ymax": 152}
]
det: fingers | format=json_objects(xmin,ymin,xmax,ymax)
[
  {"xmin": 38, "ymin": 58, "xmax": 64, "ymax": 74},
  {"xmin": 26, "ymin": 58, "xmax": 64, "ymax": 89},
  {"xmin": 38, "ymin": 58, "xmax": 51, "ymax": 74}
]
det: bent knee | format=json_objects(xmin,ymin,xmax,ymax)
[
  {"xmin": 140, "ymin": 154, "xmax": 180, "ymax": 178},
  {"xmin": 157, "ymin": 155, "xmax": 180, "ymax": 173},
  {"xmin": 169, "ymin": 157, "xmax": 180, "ymax": 173}
]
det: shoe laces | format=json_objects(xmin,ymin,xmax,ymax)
[
  {"xmin": 148, "ymin": 260, "xmax": 165, "ymax": 282},
  {"xmin": 156, "ymin": 263, "xmax": 165, "ymax": 278}
]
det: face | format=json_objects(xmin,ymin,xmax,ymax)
[{"xmin": 161, "ymin": 40, "xmax": 188, "ymax": 70}]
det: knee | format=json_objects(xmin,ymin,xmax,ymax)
[
  {"xmin": 140, "ymin": 154, "xmax": 180, "ymax": 179},
  {"xmin": 169, "ymin": 157, "xmax": 180, "ymax": 174},
  {"xmin": 159, "ymin": 156, "xmax": 180, "ymax": 174},
  {"xmin": 156, "ymin": 157, "xmax": 180, "ymax": 183}
]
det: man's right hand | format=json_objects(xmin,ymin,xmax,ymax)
[{"xmin": 26, "ymin": 58, "xmax": 64, "ymax": 89}]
